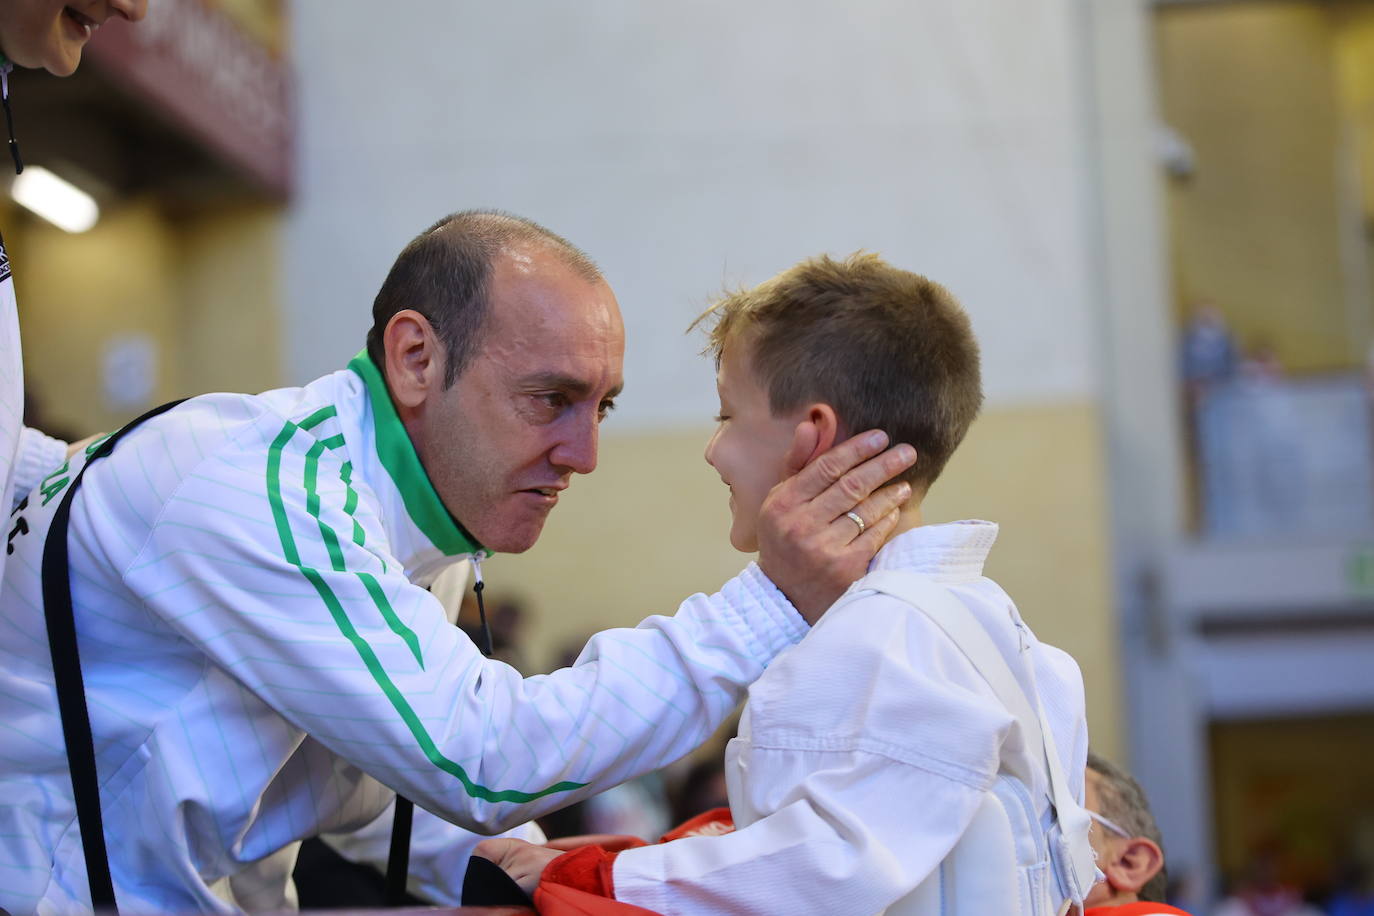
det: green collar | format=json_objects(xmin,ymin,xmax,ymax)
[{"xmin": 348, "ymin": 350, "xmax": 485, "ymax": 557}]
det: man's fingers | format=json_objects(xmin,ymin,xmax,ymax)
[
  {"xmin": 783, "ymin": 429, "xmax": 890, "ymax": 504},
  {"xmin": 473, "ymin": 837, "xmax": 524, "ymax": 868},
  {"xmin": 837, "ymin": 481, "xmax": 912, "ymax": 541},
  {"xmin": 812, "ymin": 446, "xmax": 915, "ymax": 522},
  {"xmin": 850, "ymin": 507, "xmax": 902, "ymax": 554}
]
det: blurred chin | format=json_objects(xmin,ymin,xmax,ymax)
[{"xmin": 45, "ymin": 43, "xmax": 83, "ymax": 77}]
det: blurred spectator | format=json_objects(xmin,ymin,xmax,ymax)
[
  {"xmin": 1238, "ymin": 338, "xmax": 1284, "ymax": 384},
  {"xmin": 1180, "ymin": 302, "xmax": 1237, "ymax": 400},
  {"xmin": 668, "ymin": 758, "xmax": 729, "ymax": 828},
  {"xmin": 1326, "ymin": 861, "xmax": 1374, "ymax": 916},
  {"xmin": 1216, "ymin": 850, "xmax": 1326, "ymax": 916}
]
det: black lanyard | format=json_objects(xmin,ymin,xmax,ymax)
[
  {"xmin": 42, "ymin": 399, "xmax": 186, "ymax": 911},
  {"xmin": 42, "ymin": 397, "xmax": 492, "ymax": 909}
]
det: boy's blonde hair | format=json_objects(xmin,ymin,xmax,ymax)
[{"xmin": 696, "ymin": 252, "xmax": 983, "ymax": 491}]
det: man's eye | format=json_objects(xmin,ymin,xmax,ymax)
[
  {"xmin": 537, "ymin": 392, "xmax": 569, "ymax": 410},
  {"xmin": 713, "ymin": 414, "xmax": 730, "ymax": 423},
  {"xmin": 597, "ymin": 400, "xmax": 617, "ymax": 420}
]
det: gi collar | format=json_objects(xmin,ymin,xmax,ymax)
[{"xmin": 348, "ymin": 350, "xmax": 486, "ymax": 560}]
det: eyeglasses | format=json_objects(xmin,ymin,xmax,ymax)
[{"xmin": 1088, "ymin": 810, "xmax": 1131, "ymax": 839}]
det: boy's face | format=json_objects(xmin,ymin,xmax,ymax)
[{"xmin": 704, "ymin": 340, "xmax": 803, "ymax": 552}]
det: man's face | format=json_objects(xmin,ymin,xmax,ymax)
[
  {"xmin": 1084, "ymin": 766, "xmax": 1117, "ymax": 907},
  {"xmin": 704, "ymin": 340, "xmax": 803, "ymax": 553},
  {"xmin": 0, "ymin": 0, "xmax": 147, "ymax": 76},
  {"xmin": 414, "ymin": 245, "xmax": 624, "ymax": 554}
]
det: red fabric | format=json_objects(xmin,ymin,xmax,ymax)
[
  {"xmin": 541, "ymin": 845, "xmax": 618, "ymax": 898},
  {"xmin": 1085, "ymin": 903, "xmax": 1195, "ymax": 915},
  {"xmin": 532, "ymin": 811, "xmax": 738, "ymax": 915},
  {"xmin": 534, "ymin": 881, "xmax": 662, "ymax": 916},
  {"xmin": 658, "ymin": 807, "xmax": 734, "ymax": 843},
  {"xmin": 534, "ymin": 845, "xmax": 661, "ymax": 915}
]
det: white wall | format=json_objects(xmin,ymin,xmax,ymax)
[{"xmin": 286, "ymin": 0, "xmax": 1104, "ymax": 424}]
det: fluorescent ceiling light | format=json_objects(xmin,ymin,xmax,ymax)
[{"xmin": 11, "ymin": 166, "xmax": 99, "ymax": 233}]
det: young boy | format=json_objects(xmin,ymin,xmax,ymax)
[{"xmin": 480, "ymin": 252, "xmax": 1098, "ymax": 914}]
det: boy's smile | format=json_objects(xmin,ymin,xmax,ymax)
[{"xmin": 704, "ymin": 341, "xmax": 806, "ymax": 553}]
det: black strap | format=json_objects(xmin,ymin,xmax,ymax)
[
  {"xmin": 41, "ymin": 399, "xmax": 186, "ymax": 911},
  {"xmin": 385, "ymin": 566, "xmax": 494, "ymax": 904}
]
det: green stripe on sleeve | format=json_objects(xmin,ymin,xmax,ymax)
[{"xmin": 267, "ymin": 418, "xmax": 583, "ymax": 804}]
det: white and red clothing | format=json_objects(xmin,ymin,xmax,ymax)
[{"xmin": 544, "ymin": 520, "xmax": 1091, "ymax": 915}]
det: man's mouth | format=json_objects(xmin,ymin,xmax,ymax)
[{"xmin": 519, "ymin": 485, "xmax": 566, "ymax": 503}]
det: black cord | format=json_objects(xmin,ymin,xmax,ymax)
[
  {"xmin": 2, "ymin": 67, "xmax": 22, "ymax": 174},
  {"xmin": 386, "ymin": 559, "xmax": 494, "ymax": 905}
]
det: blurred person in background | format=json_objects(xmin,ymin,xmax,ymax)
[
  {"xmin": 0, "ymin": 0, "xmax": 149, "ymax": 559},
  {"xmin": 1083, "ymin": 751, "xmax": 1193, "ymax": 915},
  {"xmin": 0, "ymin": 210, "xmax": 913, "ymax": 912},
  {"xmin": 1326, "ymin": 860, "xmax": 1374, "ymax": 916},
  {"xmin": 1217, "ymin": 850, "xmax": 1327, "ymax": 916}
]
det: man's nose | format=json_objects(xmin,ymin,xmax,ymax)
[
  {"xmin": 551, "ymin": 411, "xmax": 600, "ymax": 475},
  {"xmin": 110, "ymin": 0, "xmax": 149, "ymax": 23}
]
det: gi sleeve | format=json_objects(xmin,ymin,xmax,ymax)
[
  {"xmin": 121, "ymin": 441, "xmax": 807, "ymax": 836},
  {"xmin": 610, "ymin": 593, "xmax": 1015, "ymax": 915}
]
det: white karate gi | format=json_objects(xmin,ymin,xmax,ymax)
[
  {"xmin": 612, "ymin": 520, "xmax": 1090, "ymax": 916},
  {"xmin": 0, "ymin": 353, "xmax": 806, "ymax": 914}
]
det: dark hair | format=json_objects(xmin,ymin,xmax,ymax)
[
  {"xmin": 695, "ymin": 251, "xmax": 983, "ymax": 491},
  {"xmin": 365, "ymin": 210, "xmax": 601, "ymax": 387},
  {"xmin": 1088, "ymin": 751, "xmax": 1169, "ymax": 903}
]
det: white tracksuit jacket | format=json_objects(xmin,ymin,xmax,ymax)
[
  {"xmin": 0, "ymin": 352, "xmax": 806, "ymax": 914},
  {"xmin": 0, "ymin": 222, "xmax": 70, "ymax": 546},
  {"xmin": 611, "ymin": 521, "xmax": 1091, "ymax": 915}
]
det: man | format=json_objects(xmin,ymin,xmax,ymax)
[
  {"xmin": 0, "ymin": 210, "xmax": 914, "ymax": 913},
  {"xmin": 0, "ymin": 0, "xmax": 151, "ymax": 564},
  {"xmin": 1085, "ymin": 752, "xmax": 1193, "ymax": 916}
]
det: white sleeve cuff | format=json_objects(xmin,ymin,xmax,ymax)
[{"xmin": 13, "ymin": 426, "xmax": 67, "ymax": 510}]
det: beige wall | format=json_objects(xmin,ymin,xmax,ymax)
[
  {"xmin": 485, "ymin": 400, "xmax": 1123, "ymax": 760},
  {"xmin": 1156, "ymin": 2, "xmax": 1366, "ymax": 372},
  {"xmin": 12, "ymin": 199, "xmax": 283, "ymax": 437}
]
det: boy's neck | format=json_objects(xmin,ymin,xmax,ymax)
[{"xmin": 882, "ymin": 498, "xmax": 924, "ymax": 545}]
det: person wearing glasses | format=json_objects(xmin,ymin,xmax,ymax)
[{"xmin": 1084, "ymin": 752, "xmax": 1194, "ymax": 915}]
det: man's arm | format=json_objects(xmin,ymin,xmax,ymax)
[{"xmin": 123, "ymin": 447, "xmax": 805, "ymax": 835}]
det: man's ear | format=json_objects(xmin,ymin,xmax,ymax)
[
  {"xmin": 781, "ymin": 404, "xmax": 841, "ymax": 476},
  {"xmin": 1102, "ymin": 837, "xmax": 1164, "ymax": 896},
  {"xmin": 383, "ymin": 310, "xmax": 444, "ymax": 410}
]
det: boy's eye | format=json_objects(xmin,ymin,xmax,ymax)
[{"xmin": 713, "ymin": 414, "xmax": 730, "ymax": 423}]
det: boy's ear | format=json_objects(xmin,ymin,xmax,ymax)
[{"xmin": 782, "ymin": 404, "xmax": 841, "ymax": 475}]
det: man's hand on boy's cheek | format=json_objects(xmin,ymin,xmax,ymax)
[
  {"xmin": 473, "ymin": 837, "xmax": 563, "ymax": 894},
  {"xmin": 757, "ymin": 428, "xmax": 916, "ymax": 625}
]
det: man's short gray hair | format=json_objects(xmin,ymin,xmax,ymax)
[{"xmin": 1088, "ymin": 751, "xmax": 1169, "ymax": 903}]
